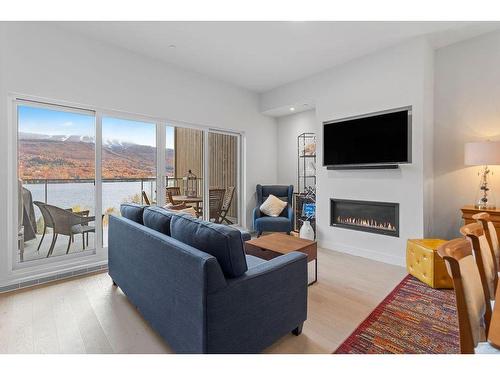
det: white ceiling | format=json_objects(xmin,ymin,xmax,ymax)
[{"xmin": 56, "ymin": 21, "xmax": 500, "ymax": 93}]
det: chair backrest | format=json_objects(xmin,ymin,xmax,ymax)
[
  {"xmin": 167, "ymin": 186, "xmax": 181, "ymax": 196},
  {"xmin": 34, "ymin": 201, "xmax": 55, "ymax": 228},
  {"xmin": 141, "ymin": 191, "xmax": 151, "ymax": 205},
  {"xmin": 460, "ymin": 222, "xmax": 498, "ymax": 300},
  {"xmin": 209, "ymin": 188, "xmax": 225, "ymax": 219},
  {"xmin": 473, "ymin": 212, "xmax": 500, "ymax": 268},
  {"xmin": 256, "ymin": 185, "xmax": 293, "ymax": 205},
  {"xmin": 221, "ymin": 186, "xmax": 235, "ymax": 211},
  {"xmin": 43, "ymin": 204, "xmax": 82, "ymax": 236},
  {"xmin": 437, "ymin": 238, "xmax": 491, "ymax": 353},
  {"xmin": 256, "ymin": 185, "xmax": 293, "ymax": 218},
  {"xmin": 166, "ymin": 191, "xmax": 176, "ymax": 205}
]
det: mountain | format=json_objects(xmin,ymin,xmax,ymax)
[{"xmin": 18, "ymin": 133, "xmax": 175, "ymax": 180}]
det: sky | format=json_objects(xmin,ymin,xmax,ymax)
[{"xmin": 18, "ymin": 105, "xmax": 175, "ymax": 148}]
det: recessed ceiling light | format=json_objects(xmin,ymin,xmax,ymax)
[
  {"xmin": 290, "ymin": 107, "xmax": 295, "ymax": 111},
  {"xmin": 169, "ymin": 44, "xmax": 176, "ymax": 49}
]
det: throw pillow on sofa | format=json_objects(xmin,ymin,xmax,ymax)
[
  {"xmin": 170, "ymin": 214, "xmax": 248, "ymax": 278},
  {"xmin": 260, "ymin": 194, "xmax": 287, "ymax": 217}
]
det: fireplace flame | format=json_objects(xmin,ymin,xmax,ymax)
[{"xmin": 336, "ymin": 216, "xmax": 396, "ymax": 231}]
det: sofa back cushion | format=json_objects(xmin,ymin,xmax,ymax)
[
  {"xmin": 170, "ymin": 214, "xmax": 248, "ymax": 278},
  {"xmin": 143, "ymin": 206, "xmax": 176, "ymax": 236},
  {"xmin": 120, "ymin": 203, "xmax": 146, "ymax": 225}
]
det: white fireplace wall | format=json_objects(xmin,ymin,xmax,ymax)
[{"xmin": 261, "ymin": 38, "xmax": 435, "ymax": 266}]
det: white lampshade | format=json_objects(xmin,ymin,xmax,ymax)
[{"xmin": 464, "ymin": 141, "xmax": 500, "ymax": 166}]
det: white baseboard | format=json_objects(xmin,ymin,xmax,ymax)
[{"xmin": 318, "ymin": 240, "xmax": 406, "ymax": 267}]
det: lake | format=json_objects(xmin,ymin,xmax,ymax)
[{"xmin": 25, "ymin": 180, "xmax": 157, "ymax": 223}]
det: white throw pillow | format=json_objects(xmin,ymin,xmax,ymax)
[{"xmin": 260, "ymin": 194, "xmax": 287, "ymax": 217}]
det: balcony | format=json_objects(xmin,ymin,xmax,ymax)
[{"xmin": 18, "ymin": 175, "xmax": 235, "ymax": 263}]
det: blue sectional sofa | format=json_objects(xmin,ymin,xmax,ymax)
[{"xmin": 108, "ymin": 204, "xmax": 308, "ymax": 353}]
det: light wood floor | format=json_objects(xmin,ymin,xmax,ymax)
[{"xmin": 0, "ymin": 248, "xmax": 406, "ymax": 354}]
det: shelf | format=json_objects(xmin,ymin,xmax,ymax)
[{"xmin": 299, "ymin": 155, "xmax": 316, "ymax": 158}]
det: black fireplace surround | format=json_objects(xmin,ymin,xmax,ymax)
[{"xmin": 330, "ymin": 198, "xmax": 399, "ymax": 237}]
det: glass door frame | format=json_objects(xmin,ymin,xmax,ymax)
[{"xmin": 11, "ymin": 99, "xmax": 100, "ymax": 271}]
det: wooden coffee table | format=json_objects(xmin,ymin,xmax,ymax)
[{"xmin": 245, "ymin": 233, "xmax": 317, "ymax": 285}]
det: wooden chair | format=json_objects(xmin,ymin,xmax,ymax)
[
  {"xmin": 141, "ymin": 191, "xmax": 151, "ymax": 205},
  {"xmin": 218, "ymin": 187, "xmax": 235, "ymax": 224},
  {"xmin": 437, "ymin": 238, "xmax": 498, "ymax": 353},
  {"xmin": 473, "ymin": 212, "xmax": 500, "ymax": 269},
  {"xmin": 460, "ymin": 222, "xmax": 498, "ymax": 300},
  {"xmin": 166, "ymin": 191, "xmax": 180, "ymax": 205},
  {"xmin": 209, "ymin": 188, "xmax": 225, "ymax": 222},
  {"xmin": 166, "ymin": 186, "xmax": 181, "ymax": 197}
]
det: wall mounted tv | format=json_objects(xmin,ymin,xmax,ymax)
[{"xmin": 323, "ymin": 107, "xmax": 412, "ymax": 169}]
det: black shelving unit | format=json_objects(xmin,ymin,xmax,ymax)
[
  {"xmin": 297, "ymin": 132, "xmax": 316, "ymax": 193},
  {"xmin": 294, "ymin": 133, "xmax": 316, "ymax": 234}
]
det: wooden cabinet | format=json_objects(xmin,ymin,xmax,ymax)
[{"xmin": 461, "ymin": 205, "xmax": 500, "ymax": 239}]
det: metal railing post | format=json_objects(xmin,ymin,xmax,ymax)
[{"xmin": 140, "ymin": 179, "xmax": 144, "ymax": 204}]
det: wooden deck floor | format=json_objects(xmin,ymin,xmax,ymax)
[{"xmin": 0, "ymin": 248, "xmax": 406, "ymax": 354}]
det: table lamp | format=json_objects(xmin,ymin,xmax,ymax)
[{"xmin": 465, "ymin": 141, "xmax": 500, "ymax": 209}]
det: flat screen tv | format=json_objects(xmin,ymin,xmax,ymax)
[{"xmin": 323, "ymin": 107, "xmax": 412, "ymax": 169}]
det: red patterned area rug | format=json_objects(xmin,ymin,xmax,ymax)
[{"xmin": 334, "ymin": 275, "xmax": 459, "ymax": 354}]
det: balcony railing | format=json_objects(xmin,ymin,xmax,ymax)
[{"xmin": 23, "ymin": 176, "xmax": 204, "ymax": 206}]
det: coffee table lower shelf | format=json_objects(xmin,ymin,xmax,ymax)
[{"xmin": 244, "ymin": 233, "xmax": 318, "ymax": 286}]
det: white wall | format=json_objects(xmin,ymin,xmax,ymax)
[
  {"xmin": 262, "ymin": 39, "xmax": 435, "ymax": 266},
  {"xmin": 276, "ymin": 110, "xmax": 317, "ymax": 191},
  {"xmin": 433, "ymin": 30, "xmax": 500, "ymax": 239},
  {"xmin": 0, "ymin": 22, "xmax": 278, "ymax": 286}
]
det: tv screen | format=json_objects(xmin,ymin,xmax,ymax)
[{"xmin": 323, "ymin": 108, "xmax": 411, "ymax": 167}]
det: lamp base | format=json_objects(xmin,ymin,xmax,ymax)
[{"xmin": 474, "ymin": 203, "xmax": 496, "ymax": 210}]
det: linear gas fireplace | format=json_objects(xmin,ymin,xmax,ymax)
[{"xmin": 330, "ymin": 199, "xmax": 399, "ymax": 237}]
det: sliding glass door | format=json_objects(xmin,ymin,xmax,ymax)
[
  {"xmin": 208, "ymin": 131, "xmax": 240, "ymax": 226},
  {"xmin": 166, "ymin": 127, "xmax": 205, "ymax": 217},
  {"xmin": 14, "ymin": 99, "xmax": 243, "ymax": 270},
  {"xmin": 17, "ymin": 103, "xmax": 96, "ymax": 263},
  {"xmin": 101, "ymin": 117, "xmax": 157, "ymax": 247}
]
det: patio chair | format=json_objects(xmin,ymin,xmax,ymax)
[
  {"xmin": 166, "ymin": 186, "xmax": 181, "ymax": 197},
  {"xmin": 209, "ymin": 188, "xmax": 225, "ymax": 222},
  {"xmin": 217, "ymin": 186, "xmax": 235, "ymax": 224},
  {"xmin": 141, "ymin": 191, "xmax": 151, "ymax": 205},
  {"xmin": 34, "ymin": 201, "xmax": 57, "ymax": 252},
  {"xmin": 36, "ymin": 202, "xmax": 95, "ymax": 257}
]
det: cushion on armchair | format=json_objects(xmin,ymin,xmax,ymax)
[
  {"xmin": 260, "ymin": 194, "xmax": 287, "ymax": 217},
  {"xmin": 170, "ymin": 214, "xmax": 248, "ymax": 278}
]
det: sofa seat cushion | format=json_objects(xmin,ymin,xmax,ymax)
[
  {"xmin": 245, "ymin": 254, "xmax": 266, "ymax": 268},
  {"xmin": 170, "ymin": 214, "xmax": 248, "ymax": 278},
  {"xmin": 255, "ymin": 216, "xmax": 292, "ymax": 232},
  {"xmin": 120, "ymin": 203, "xmax": 146, "ymax": 225},
  {"xmin": 143, "ymin": 206, "xmax": 177, "ymax": 236}
]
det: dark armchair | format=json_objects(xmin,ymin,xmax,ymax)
[{"xmin": 253, "ymin": 185, "xmax": 294, "ymax": 236}]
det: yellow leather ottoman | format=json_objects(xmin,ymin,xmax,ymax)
[{"xmin": 406, "ymin": 239, "xmax": 453, "ymax": 289}]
